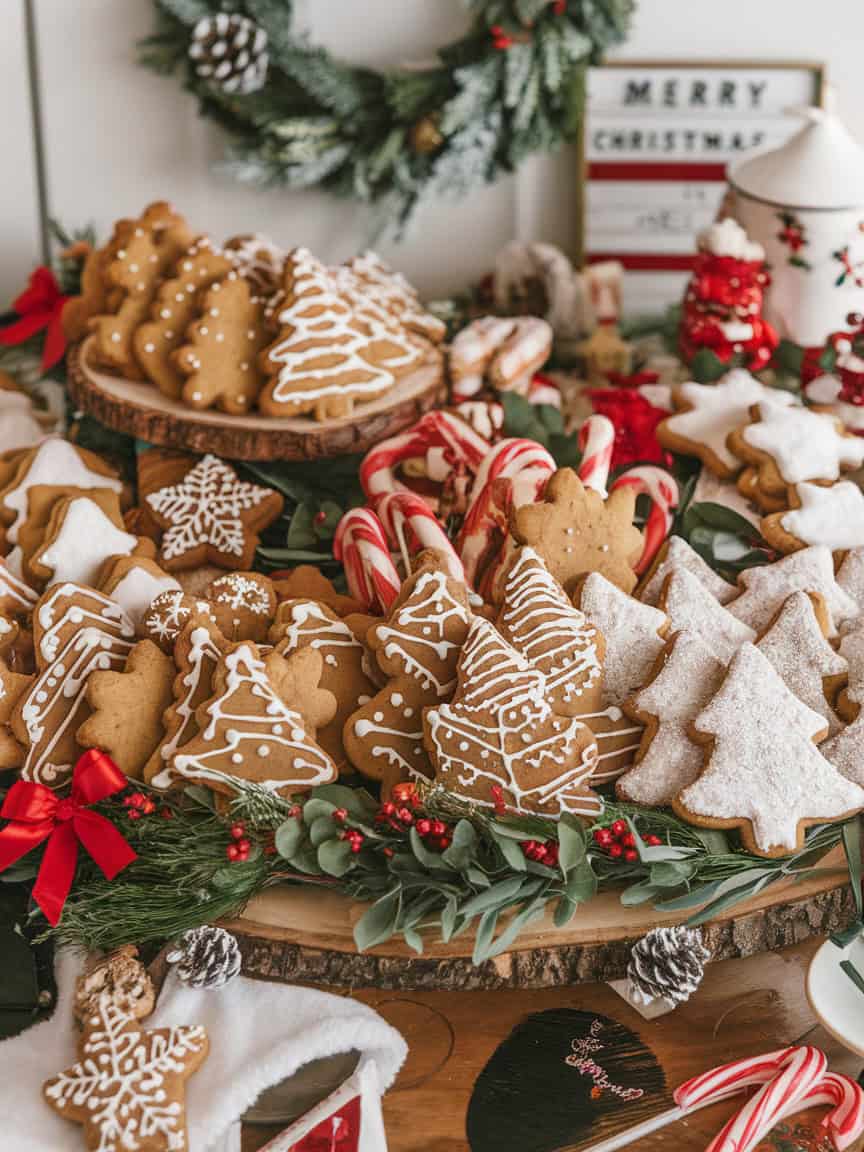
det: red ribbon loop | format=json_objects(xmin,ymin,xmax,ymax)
[
  {"xmin": 0, "ymin": 750, "xmax": 136, "ymax": 925},
  {"xmin": 0, "ymin": 265, "xmax": 68, "ymax": 371}
]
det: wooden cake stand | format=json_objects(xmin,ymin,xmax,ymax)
[
  {"xmin": 223, "ymin": 848, "xmax": 854, "ymax": 991},
  {"xmin": 67, "ymin": 337, "xmax": 447, "ymax": 461}
]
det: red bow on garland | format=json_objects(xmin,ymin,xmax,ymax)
[
  {"xmin": 587, "ymin": 387, "xmax": 672, "ymax": 471},
  {"xmin": 0, "ymin": 750, "xmax": 136, "ymax": 925},
  {"xmin": 0, "ymin": 266, "xmax": 68, "ymax": 371}
]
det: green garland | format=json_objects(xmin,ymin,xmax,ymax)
[
  {"xmin": 41, "ymin": 780, "xmax": 857, "ymax": 963},
  {"xmin": 139, "ymin": 0, "xmax": 633, "ymax": 231}
]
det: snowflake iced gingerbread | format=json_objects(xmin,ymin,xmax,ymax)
[{"xmin": 145, "ymin": 454, "xmax": 283, "ymax": 571}]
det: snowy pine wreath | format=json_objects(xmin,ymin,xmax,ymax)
[{"xmin": 140, "ymin": 0, "xmax": 633, "ymax": 231}]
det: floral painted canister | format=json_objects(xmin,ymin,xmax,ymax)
[{"xmin": 728, "ymin": 104, "xmax": 864, "ymax": 347}]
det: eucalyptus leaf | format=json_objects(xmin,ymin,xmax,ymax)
[
  {"xmin": 441, "ymin": 820, "xmax": 477, "ymax": 870},
  {"xmin": 309, "ymin": 815, "xmax": 339, "ymax": 847},
  {"xmin": 354, "ymin": 887, "xmax": 401, "ymax": 951},
  {"xmin": 184, "ymin": 784, "xmax": 216, "ymax": 810},
  {"xmin": 620, "ymin": 880, "xmax": 663, "ymax": 907},
  {"xmin": 410, "ymin": 827, "xmax": 454, "ymax": 871},
  {"xmin": 274, "ymin": 818, "xmax": 304, "ymax": 860},
  {"xmin": 564, "ymin": 863, "xmax": 597, "ymax": 905},
  {"xmin": 289, "ymin": 846, "xmax": 324, "ymax": 876},
  {"xmin": 554, "ymin": 895, "xmax": 578, "ymax": 927},
  {"xmin": 472, "ymin": 907, "xmax": 500, "ymax": 965},
  {"xmin": 495, "ymin": 834, "xmax": 528, "ymax": 871},
  {"xmin": 312, "ymin": 784, "xmax": 375, "ymax": 817},
  {"xmin": 440, "ymin": 896, "xmax": 459, "ymax": 943},
  {"xmin": 648, "ymin": 860, "xmax": 698, "ymax": 887},
  {"xmin": 458, "ymin": 875, "xmax": 526, "ymax": 918},
  {"xmin": 480, "ymin": 897, "xmax": 548, "ymax": 961},
  {"xmin": 686, "ymin": 872, "xmax": 778, "ymax": 925},
  {"xmin": 403, "ymin": 927, "xmax": 424, "ymax": 955},
  {"xmin": 842, "ymin": 816, "xmax": 864, "ymax": 923},
  {"xmin": 317, "ymin": 839, "xmax": 355, "ymax": 877},
  {"xmin": 655, "ymin": 867, "xmax": 777, "ymax": 912},
  {"xmin": 302, "ymin": 799, "xmax": 336, "ymax": 826},
  {"xmin": 558, "ymin": 815, "xmax": 587, "ymax": 876}
]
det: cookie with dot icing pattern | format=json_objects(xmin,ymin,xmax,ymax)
[{"xmin": 204, "ymin": 571, "xmax": 276, "ymax": 643}]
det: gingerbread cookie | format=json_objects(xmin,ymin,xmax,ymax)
[
  {"xmin": 272, "ymin": 564, "xmax": 366, "ymax": 617},
  {"xmin": 0, "ymin": 388, "xmax": 46, "ymax": 455},
  {"xmin": 838, "ymin": 547, "xmax": 864, "ymax": 617},
  {"xmin": 727, "ymin": 399, "xmax": 864, "ymax": 496},
  {"xmin": 271, "ymin": 598, "xmax": 376, "ymax": 767},
  {"xmin": 617, "ymin": 631, "xmax": 725, "ymax": 807},
  {"xmin": 658, "ymin": 567, "xmax": 755, "ymax": 665},
  {"xmin": 14, "ymin": 584, "xmax": 136, "ymax": 786},
  {"xmin": 424, "ymin": 616, "xmax": 600, "ymax": 818},
  {"xmin": 224, "ymin": 232, "xmax": 286, "ymax": 295},
  {"xmin": 145, "ymin": 454, "xmax": 283, "ymax": 571},
  {"xmin": 728, "ymin": 545, "xmax": 859, "ymax": 637},
  {"xmin": 344, "ymin": 250, "xmax": 446, "ymax": 344},
  {"xmin": 73, "ymin": 945, "xmax": 155, "ymax": 1026},
  {"xmin": 44, "ymin": 993, "xmax": 208, "ymax": 1152},
  {"xmin": 0, "ymin": 555, "xmax": 37, "ymax": 619},
  {"xmin": 204, "ymin": 571, "xmax": 276, "ymax": 642},
  {"xmin": 657, "ymin": 370, "xmax": 798, "ymax": 478},
  {"xmin": 16, "ymin": 484, "xmax": 122, "ymax": 585},
  {"xmin": 0, "ymin": 658, "xmax": 33, "ymax": 768},
  {"xmin": 174, "ymin": 275, "xmax": 271, "ymax": 413},
  {"xmin": 170, "ymin": 642, "xmax": 337, "ymax": 797},
  {"xmin": 638, "ymin": 534, "xmax": 736, "ymax": 607},
  {"xmin": 133, "ymin": 237, "xmax": 235, "ymax": 398},
  {"xmin": 676, "ymin": 643, "xmax": 864, "ymax": 857},
  {"xmin": 98, "ymin": 555, "xmax": 181, "ymax": 631},
  {"xmin": 735, "ymin": 465, "xmax": 789, "ymax": 514},
  {"xmin": 29, "ymin": 493, "xmax": 151, "ymax": 589},
  {"xmin": 77, "ymin": 640, "xmax": 175, "ymax": 780},
  {"xmin": 344, "ymin": 562, "xmax": 472, "ymax": 785},
  {"xmin": 510, "ymin": 468, "xmax": 644, "ymax": 596},
  {"xmin": 449, "ymin": 316, "xmax": 553, "ymax": 397},
  {"xmin": 259, "ymin": 248, "xmax": 415, "ymax": 420},
  {"xmin": 0, "ymin": 439, "xmax": 121, "ymax": 544},
  {"xmin": 141, "ymin": 589, "xmax": 218, "ymax": 653},
  {"xmin": 762, "ymin": 481, "xmax": 864, "ymax": 555},
  {"xmin": 756, "ymin": 591, "xmax": 847, "ymax": 737}
]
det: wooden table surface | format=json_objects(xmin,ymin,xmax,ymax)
[{"xmin": 241, "ymin": 937, "xmax": 864, "ymax": 1152}]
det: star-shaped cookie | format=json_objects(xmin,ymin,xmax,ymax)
[{"xmin": 762, "ymin": 481, "xmax": 864, "ymax": 554}]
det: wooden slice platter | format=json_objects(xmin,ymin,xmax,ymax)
[
  {"xmin": 67, "ymin": 337, "xmax": 447, "ymax": 462},
  {"xmin": 223, "ymin": 848, "xmax": 854, "ymax": 990}
]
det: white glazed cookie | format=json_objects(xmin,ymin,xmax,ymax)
[
  {"xmin": 577, "ymin": 572, "xmax": 668, "ymax": 705},
  {"xmin": 762, "ymin": 481, "xmax": 864, "ymax": 553}
]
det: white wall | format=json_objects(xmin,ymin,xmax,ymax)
[{"xmin": 3, "ymin": 0, "xmax": 864, "ymax": 303}]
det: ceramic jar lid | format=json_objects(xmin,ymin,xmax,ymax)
[{"xmin": 730, "ymin": 103, "xmax": 864, "ymax": 211}]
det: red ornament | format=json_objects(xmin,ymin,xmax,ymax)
[
  {"xmin": 552, "ymin": 0, "xmax": 567, "ymax": 13},
  {"xmin": 587, "ymin": 387, "xmax": 673, "ymax": 470},
  {"xmin": 0, "ymin": 750, "xmax": 136, "ymax": 925},
  {"xmin": 0, "ymin": 265, "xmax": 69, "ymax": 371}
]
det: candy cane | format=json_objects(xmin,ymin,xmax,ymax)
[
  {"xmin": 577, "ymin": 414, "xmax": 615, "ymax": 497},
  {"xmin": 673, "ymin": 1047, "xmax": 797, "ymax": 1111},
  {"xmin": 359, "ymin": 410, "xmax": 490, "ymax": 503},
  {"xmin": 610, "ymin": 464, "xmax": 680, "ymax": 575},
  {"xmin": 332, "ymin": 508, "xmax": 400, "ymax": 614},
  {"xmin": 457, "ymin": 438, "xmax": 556, "ymax": 587},
  {"xmin": 774, "ymin": 1071, "xmax": 864, "ymax": 1152},
  {"xmin": 375, "ymin": 490, "xmax": 465, "ymax": 584}
]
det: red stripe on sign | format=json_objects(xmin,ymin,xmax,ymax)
[
  {"xmin": 587, "ymin": 253, "xmax": 697, "ymax": 272},
  {"xmin": 588, "ymin": 162, "xmax": 727, "ymax": 181}
]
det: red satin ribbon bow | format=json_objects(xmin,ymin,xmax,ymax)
[
  {"xmin": 0, "ymin": 265, "xmax": 68, "ymax": 371},
  {"xmin": 0, "ymin": 750, "xmax": 136, "ymax": 925}
]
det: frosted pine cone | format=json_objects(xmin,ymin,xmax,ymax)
[
  {"xmin": 188, "ymin": 13, "xmax": 269, "ymax": 95},
  {"xmin": 166, "ymin": 925, "xmax": 242, "ymax": 989},
  {"xmin": 627, "ymin": 925, "xmax": 710, "ymax": 1007}
]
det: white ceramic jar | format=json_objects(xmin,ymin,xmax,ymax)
[{"xmin": 728, "ymin": 104, "xmax": 864, "ymax": 347}]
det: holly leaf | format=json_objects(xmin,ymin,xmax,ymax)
[
  {"xmin": 689, "ymin": 348, "xmax": 732, "ymax": 384},
  {"xmin": 286, "ymin": 502, "xmax": 318, "ymax": 549}
]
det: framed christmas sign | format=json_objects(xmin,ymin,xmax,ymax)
[{"xmin": 583, "ymin": 60, "xmax": 826, "ymax": 313}]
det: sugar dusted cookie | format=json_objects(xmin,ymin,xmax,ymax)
[
  {"xmin": 676, "ymin": 643, "xmax": 864, "ymax": 857},
  {"xmin": 510, "ymin": 468, "xmax": 644, "ymax": 596},
  {"xmin": 77, "ymin": 640, "xmax": 175, "ymax": 780},
  {"xmin": 617, "ymin": 631, "xmax": 725, "ymax": 807},
  {"xmin": 170, "ymin": 642, "xmax": 337, "ymax": 798},
  {"xmin": 638, "ymin": 534, "xmax": 736, "ymax": 607},
  {"xmin": 204, "ymin": 571, "xmax": 276, "ymax": 642},
  {"xmin": 757, "ymin": 591, "xmax": 847, "ymax": 737},
  {"xmin": 822, "ymin": 714, "xmax": 864, "ymax": 787},
  {"xmin": 145, "ymin": 454, "xmax": 283, "ymax": 571},
  {"xmin": 727, "ymin": 546, "xmax": 859, "ymax": 637},
  {"xmin": 658, "ymin": 567, "xmax": 755, "ymax": 665},
  {"xmin": 133, "ymin": 237, "xmax": 235, "ymax": 398},
  {"xmin": 838, "ymin": 547, "xmax": 864, "ymax": 617},
  {"xmin": 99, "ymin": 555, "xmax": 181, "ymax": 630},
  {"xmin": 837, "ymin": 622, "xmax": 864, "ymax": 722},
  {"xmin": 657, "ymin": 370, "xmax": 798, "ymax": 478},
  {"xmin": 174, "ymin": 276, "xmax": 271, "ymax": 414},
  {"xmin": 424, "ymin": 616, "xmax": 600, "ymax": 819},
  {"xmin": 762, "ymin": 481, "xmax": 864, "ymax": 554},
  {"xmin": 727, "ymin": 400, "xmax": 864, "ymax": 495}
]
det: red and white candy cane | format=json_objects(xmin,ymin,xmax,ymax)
[
  {"xmin": 774, "ymin": 1070, "xmax": 864, "ymax": 1151},
  {"xmin": 610, "ymin": 464, "xmax": 680, "ymax": 576},
  {"xmin": 375, "ymin": 490, "xmax": 465, "ymax": 584},
  {"xmin": 359, "ymin": 410, "xmax": 490, "ymax": 504},
  {"xmin": 332, "ymin": 508, "xmax": 400, "ymax": 615},
  {"xmin": 577, "ymin": 414, "xmax": 615, "ymax": 497},
  {"xmin": 457, "ymin": 438, "xmax": 556, "ymax": 587}
]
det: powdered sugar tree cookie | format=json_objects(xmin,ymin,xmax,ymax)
[
  {"xmin": 657, "ymin": 369, "xmax": 798, "ymax": 478},
  {"xmin": 756, "ymin": 591, "xmax": 847, "ymax": 737},
  {"xmin": 145, "ymin": 454, "xmax": 283, "ymax": 571},
  {"xmin": 638, "ymin": 534, "xmax": 736, "ymax": 607},
  {"xmin": 676, "ymin": 643, "xmax": 864, "ymax": 857},
  {"xmin": 272, "ymin": 598, "xmax": 377, "ymax": 768},
  {"xmin": 174, "ymin": 275, "xmax": 271, "ymax": 414},
  {"xmin": 728, "ymin": 546, "xmax": 859, "ymax": 636},
  {"xmin": 658, "ymin": 567, "xmax": 755, "ymax": 665},
  {"xmin": 259, "ymin": 248, "xmax": 419, "ymax": 420},
  {"xmin": 170, "ymin": 642, "xmax": 337, "ymax": 798},
  {"xmin": 837, "ymin": 621, "xmax": 864, "ymax": 722},
  {"xmin": 617, "ymin": 631, "xmax": 725, "ymax": 807},
  {"xmin": 838, "ymin": 547, "xmax": 864, "ymax": 615},
  {"xmin": 728, "ymin": 399, "xmax": 864, "ymax": 496},
  {"xmin": 14, "ymin": 583, "xmax": 136, "ymax": 786},
  {"xmin": 43, "ymin": 993, "xmax": 208, "ymax": 1152},
  {"xmin": 762, "ymin": 481, "xmax": 864, "ymax": 554},
  {"xmin": 424, "ymin": 616, "xmax": 600, "ymax": 818},
  {"xmin": 822, "ymin": 714, "xmax": 864, "ymax": 787},
  {"xmin": 343, "ymin": 562, "xmax": 472, "ymax": 785},
  {"xmin": 574, "ymin": 572, "xmax": 669, "ymax": 780}
]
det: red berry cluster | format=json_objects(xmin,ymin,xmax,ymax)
[
  {"xmin": 332, "ymin": 807, "xmax": 366, "ymax": 854},
  {"xmin": 490, "ymin": 24, "xmax": 514, "ymax": 50},
  {"xmin": 123, "ymin": 792, "xmax": 156, "ymax": 820},
  {"xmin": 521, "ymin": 839, "xmax": 559, "ymax": 868},
  {"xmin": 226, "ymin": 821, "xmax": 252, "ymax": 862},
  {"xmin": 592, "ymin": 819, "xmax": 661, "ymax": 863},
  {"xmin": 415, "ymin": 818, "xmax": 452, "ymax": 853}
]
